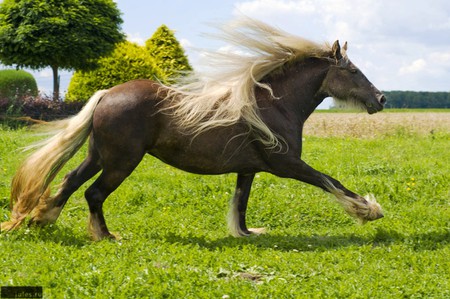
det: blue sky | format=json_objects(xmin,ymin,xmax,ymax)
[{"xmin": 3, "ymin": 0, "xmax": 450, "ymax": 104}]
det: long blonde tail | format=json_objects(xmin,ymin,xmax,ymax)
[{"xmin": 1, "ymin": 90, "xmax": 108, "ymax": 231}]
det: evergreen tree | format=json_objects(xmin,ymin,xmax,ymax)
[{"xmin": 146, "ymin": 25, "xmax": 192, "ymax": 82}]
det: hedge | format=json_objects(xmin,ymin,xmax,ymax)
[{"xmin": 0, "ymin": 69, "xmax": 38, "ymax": 100}]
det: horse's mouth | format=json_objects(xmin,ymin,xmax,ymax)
[
  {"xmin": 365, "ymin": 93, "xmax": 386, "ymax": 114},
  {"xmin": 365, "ymin": 101, "xmax": 384, "ymax": 114}
]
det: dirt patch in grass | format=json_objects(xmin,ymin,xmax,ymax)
[{"xmin": 304, "ymin": 112, "xmax": 450, "ymax": 138}]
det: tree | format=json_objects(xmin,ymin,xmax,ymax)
[
  {"xmin": 383, "ymin": 91, "xmax": 450, "ymax": 108},
  {"xmin": 0, "ymin": 0, "xmax": 124, "ymax": 101},
  {"xmin": 66, "ymin": 41, "xmax": 163, "ymax": 102},
  {"xmin": 146, "ymin": 25, "xmax": 192, "ymax": 82}
]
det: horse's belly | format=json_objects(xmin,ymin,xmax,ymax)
[
  {"xmin": 148, "ymin": 146, "xmax": 232, "ymax": 174},
  {"xmin": 148, "ymin": 135, "xmax": 263, "ymax": 175}
]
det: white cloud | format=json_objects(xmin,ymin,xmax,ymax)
[
  {"xmin": 235, "ymin": 0, "xmax": 315, "ymax": 16},
  {"xmin": 397, "ymin": 50, "xmax": 450, "ymax": 79},
  {"xmin": 234, "ymin": 0, "xmax": 383, "ymax": 41},
  {"xmin": 126, "ymin": 32, "xmax": 145, "ymax": 45},
  {"xmin": 399, "ymin": 59, "xmax": 427, "ymax": 75},
  {"xmin": 429, "ymin": 51, "xmax": 450, "ymax": 67},
  {"xmin": 217, "ymin": 44, "xmax": 251, "ymax": 56},
  {"xmin": 38, "ymin": 69, "xmax": 53, "ymax": 78},
  {"xmin": 180, "ymin": 38, "xmax": 193, "ymax": 49}
]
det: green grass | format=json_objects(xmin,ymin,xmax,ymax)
[{"xmin": 1, "ymin": 126, "xmax": 449, "ymax": 298}]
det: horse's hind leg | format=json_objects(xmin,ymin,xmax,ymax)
[
  {"xmin": 85, "ymin": 152, "xmax": 144, "ymax": 240},
  {"xmin": 30, "ymin": 138, "xmax": 102, "ymax": 226},
  {"xmin": 228, "ymin": 173, "xmax": 266, "ymax": 237}
]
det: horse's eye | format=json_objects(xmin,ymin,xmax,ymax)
[{"xmin": 349, "ymin": 68, "xmax": 358, "ymax": 73}]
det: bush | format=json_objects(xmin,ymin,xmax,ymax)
[
  {"xmin": 0, "ymin": 94, "xmax": 84, "ymax": 128},
  {"xmin": 0, "ymin": 69, "xmax": 38, "ymax": 100},
  {"xmin": 66, "ymin": 41, "xmax": 163, "ymax": 102},
  {"xmin": 15, "ymin": 96, "xmax": 84, "ymax": 120}
]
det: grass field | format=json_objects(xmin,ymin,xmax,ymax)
[{"xmin": 1, "ymin": 111, "xmax": 449, "ymax": 298}]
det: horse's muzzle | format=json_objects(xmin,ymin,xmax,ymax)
[{"xmin": 366, "ymin": 94, "xmax": 386, "ymax": 114}]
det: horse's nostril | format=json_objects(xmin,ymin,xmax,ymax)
[{"xmin": 379, "ymin": 95, "xmax": 387, "ymax": 105}]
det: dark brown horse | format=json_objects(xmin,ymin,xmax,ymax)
[{"xmin": 1, "ymin": 19, "xmax": 385, "ymax": 240}]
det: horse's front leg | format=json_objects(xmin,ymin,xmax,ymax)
[
  {"xmin": 275, "ymin": 160, "xmax": 383, "ymax": 223},
  {"xmin": 228, "ymin": 173, "xmax": 266, "ymax": 237}
]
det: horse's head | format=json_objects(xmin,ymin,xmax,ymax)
[{"xmin": 321, "ymin": 40, "xmax": 386, "ymax": 114}]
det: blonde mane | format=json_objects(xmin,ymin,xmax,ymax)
[{"xmin": 164, "ymin": 18, "xmax": 331, "ymax": 148}]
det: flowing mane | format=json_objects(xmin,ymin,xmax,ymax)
[{"xmin": 163, "ymin": 18, "xmax": 332, "ymax": 148}]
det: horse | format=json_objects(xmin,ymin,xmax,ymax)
[{"xmin": 1, "ymin": 18, "xmax": 386, "ymax": 240}]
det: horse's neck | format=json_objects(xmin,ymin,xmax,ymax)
[{"xmin": 267, "ymin": 58, "xmax": 330, "ymax": 122}]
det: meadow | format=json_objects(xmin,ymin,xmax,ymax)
[{"xmin": 1, "ymin": 111, "xmax": 449, "ymax": 298}]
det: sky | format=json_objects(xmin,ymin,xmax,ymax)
[{"xmin": 2, "ymin": 0, "xmax": 449, "ymax": 106}]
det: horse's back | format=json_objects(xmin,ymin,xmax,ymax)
[{"xmin": 94, "ymin": 79, "xmax": 162, "ymax": 122}]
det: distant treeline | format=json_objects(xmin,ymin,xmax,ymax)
[{"xmin": 383, "ymin": 91, "xmax": 450, "ymax": 108}]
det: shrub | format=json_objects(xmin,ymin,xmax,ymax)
[
  {"xmin": 0, "ymin": 69, "xmax": 38, "ymax": 100},
  {"xmin": 66, "ymin": 41, "xmax": 163, "ymax": 102},
  {"xmin": 0, "ymin": 94, "xmax": 83, "ymax": 128},
  {"xmin": 16, "ymin": 95, "xmax": 84, "ymax": 120}
]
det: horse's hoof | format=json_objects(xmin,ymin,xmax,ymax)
[
  {"xmin": 109, "ymin": 232, "xmax": 122, "ymax": 240},
  {"xmin": 233, "ymin": 227, "xmax": 267, "ymax": 237},
  {"xmin": 91, "ymin": 231, "xmax": 121, "ymax": 241},
  {"xmin": 248, "ymin": 227, "xmax": 267, "ymax": 235}
]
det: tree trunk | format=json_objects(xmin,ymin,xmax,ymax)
[{"xmin": 51, "ymin": 65, "xmax": 60, "ymax": 101}]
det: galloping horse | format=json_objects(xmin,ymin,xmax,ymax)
[{"xmin": 1, "ymin": 19, "xmax": 385, "ymax": 240}]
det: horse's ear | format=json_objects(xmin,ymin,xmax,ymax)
[
  {"xmin": 342, "ymin": 41, "xmax": 348, "ymax": 57},
  {"xmin": 332, "ymin": 40, "xmax": 342, "ymax": 60}
]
